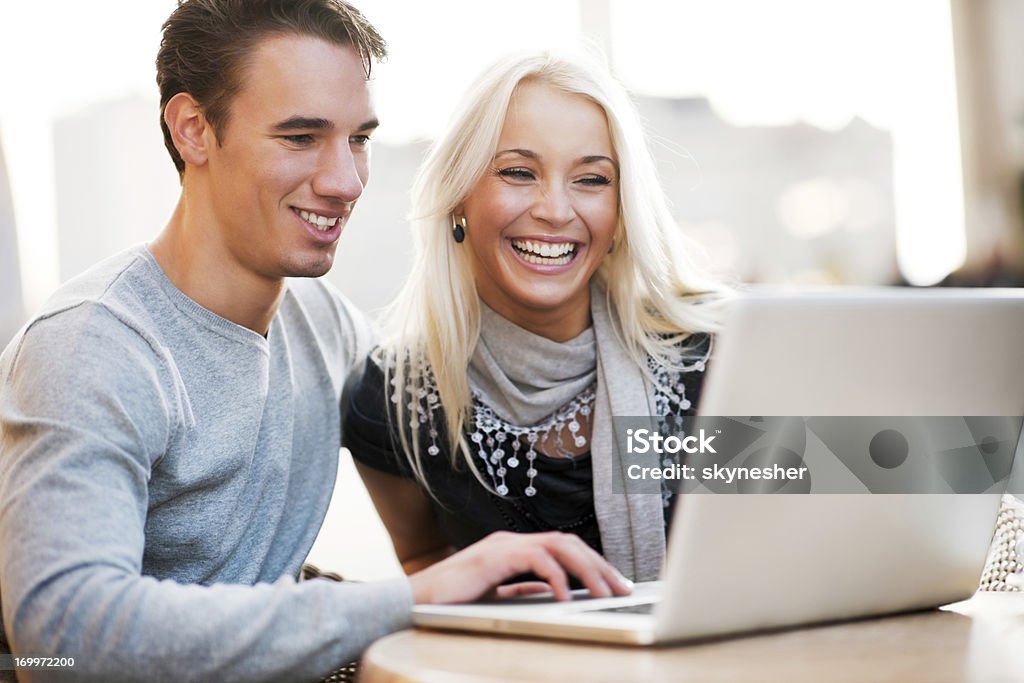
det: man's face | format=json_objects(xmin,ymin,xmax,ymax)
[{"xmin": 202, "ymin": 34, "xmax": 377, "ymax": 280}]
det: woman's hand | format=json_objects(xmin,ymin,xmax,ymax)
[{"xmin": 408, "ymin": 530, "xmax": 633, "ymax": 604}]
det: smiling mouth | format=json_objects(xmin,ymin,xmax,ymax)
[
  {"xmin": 292, "ymin": 207, "xmax": 341, "ymax": 232},
  {"xmin": 511, "ymin": 238, "xmax": 579, "ymax": 266}
]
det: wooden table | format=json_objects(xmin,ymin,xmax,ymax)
[{"xmin": 360, "ymin": 593, "xmax": 1024, "ymax": 683}]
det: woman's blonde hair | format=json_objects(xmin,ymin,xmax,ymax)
[{"xmin": 378, "ymin": 50, "xmax": 727, "ymax": 490}]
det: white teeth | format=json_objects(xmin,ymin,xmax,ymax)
[
  {"xmin": 521, "ymin": 252, "xmax": 573, "ymax": 266},
  {"xmin": 511, "ymin": 239, "xmax": 576, "ymax": 261},
  {"xmin": 297, "ymin": 209, "xmax": 339, "ymax": 231}
]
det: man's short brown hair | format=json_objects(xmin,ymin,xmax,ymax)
[{"xmin": 156, "ymin": 0, "xmax": 387, "ymax": 177}]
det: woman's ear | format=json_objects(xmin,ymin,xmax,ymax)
[{"xmin": 163, "ymin": 92, "xmax": 211, "ymax": 169}]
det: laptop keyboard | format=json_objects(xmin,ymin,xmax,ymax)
[{"xmin": 585, "ymin": 602, "xmax": 657, "ymax": 615}]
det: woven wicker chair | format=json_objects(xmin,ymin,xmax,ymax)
[
  {"xmin": 978, "ymin": 494, "xmax": 1024, "ymax": 592},
  {"xmin": 300, "ymin": 563, "xmax": 361, "ymax": 683}
]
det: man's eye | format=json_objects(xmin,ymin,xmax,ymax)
[
  {"xmin": 498, "ymin": 167, "xmax": 535, "ymax": 180},
  {"xmin": 282, "ymin": 134, "xmax": 315, "ymax": 145},
  {"xmin": 350, "ymin": 134, "xmax": 372, "ymax": 146}
]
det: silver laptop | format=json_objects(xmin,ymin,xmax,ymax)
[{"xmin": 412, "ymin": 288, "xmax": 1024, "ymax": 644}]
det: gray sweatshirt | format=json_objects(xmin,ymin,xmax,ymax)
[{"xmin": 0, "ymin": 246, "xmax": 412, "ymax": 682}]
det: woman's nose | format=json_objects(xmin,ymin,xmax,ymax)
[{"xmin": 529, "ymin": 183, "xmax": 576, "ymax": 228}]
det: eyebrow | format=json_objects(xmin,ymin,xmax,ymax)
[
  {"xmin": 271, "ymin": 116, "xmax": 380, "ymax": 133},
  {"xmin": 494, "ymin": 149, "xmax": 617, "ymax": 167},
  {"xmin": 495, "ymin": 148, "xmax": 538, "ymax": 160}
]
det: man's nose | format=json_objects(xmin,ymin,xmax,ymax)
[{"xmin": 312, "ymin": 144, "xmax": 365, "ymax": 202}]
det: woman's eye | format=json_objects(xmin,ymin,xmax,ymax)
[
  {"xmin": 578, "ymin": 175, "xmax": 612, "ymax": 186},
  {"xmin": 498, "ymin": 167, "xmax": 535, "ymax": 180}
]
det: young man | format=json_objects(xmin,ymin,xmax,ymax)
[{"xmin": 0, "ymin": 2, "xmax": 629, "ymax": 681}]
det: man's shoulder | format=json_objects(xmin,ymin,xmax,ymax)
[
  {"xmin": 284, "ymin": 277, "xmax": 359, "ymax": 321},
  {"xmin": 38, "ymin": 245, "xmax": 152, "ymax": 315},
  {"xmin": 283, "ymin": 277, "xmax": 373, "ymax": 364},
  {"xmin": 1, "ymin": 267, "xmax": 178, "ymax": 446},
  {"xmin": 4, "ymin": 246, "xmax": 172, "ymax": 380}
]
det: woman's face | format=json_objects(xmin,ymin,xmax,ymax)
[{"xmin": 460, "ymin": 81, "xmax": 619, "ymax": 341}]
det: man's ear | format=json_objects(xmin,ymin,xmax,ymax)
[{"xmin": 164, "ymin": 92, "xmax": 211, "ymax": 168}]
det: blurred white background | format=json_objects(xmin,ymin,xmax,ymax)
[{"xmin": 1, "ymin": 0, "xmax": 1021, "ymax": 579}]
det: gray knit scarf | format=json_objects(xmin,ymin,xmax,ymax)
[{"xmin": 468, "ymin": 281, "xmax": 666, "ymax": 581}]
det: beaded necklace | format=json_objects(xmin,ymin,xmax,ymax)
[
  {"xmin": 394, "ymin": 356, "xmax": 704, "ymax": 500},
  {"xmin": 470, "ymin": 383, "xmax": 595, "ymax": 497}
]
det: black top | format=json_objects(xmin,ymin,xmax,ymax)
[{"xmin": 342, "ymin": 335, "xmax": 709, "ymax": 561}]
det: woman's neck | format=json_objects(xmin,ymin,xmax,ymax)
[{"xmin": 479, "ymin": 296, "xmax": 592, "ymax": 343}]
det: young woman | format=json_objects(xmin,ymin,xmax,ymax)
[{"xmin": 343, "ymin": 52, "xmax": 725, "ymax": 583}]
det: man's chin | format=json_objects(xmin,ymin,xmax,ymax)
[{"xmin": 281, "ymin": 254, "xmax": 335, "ymax": 279}]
